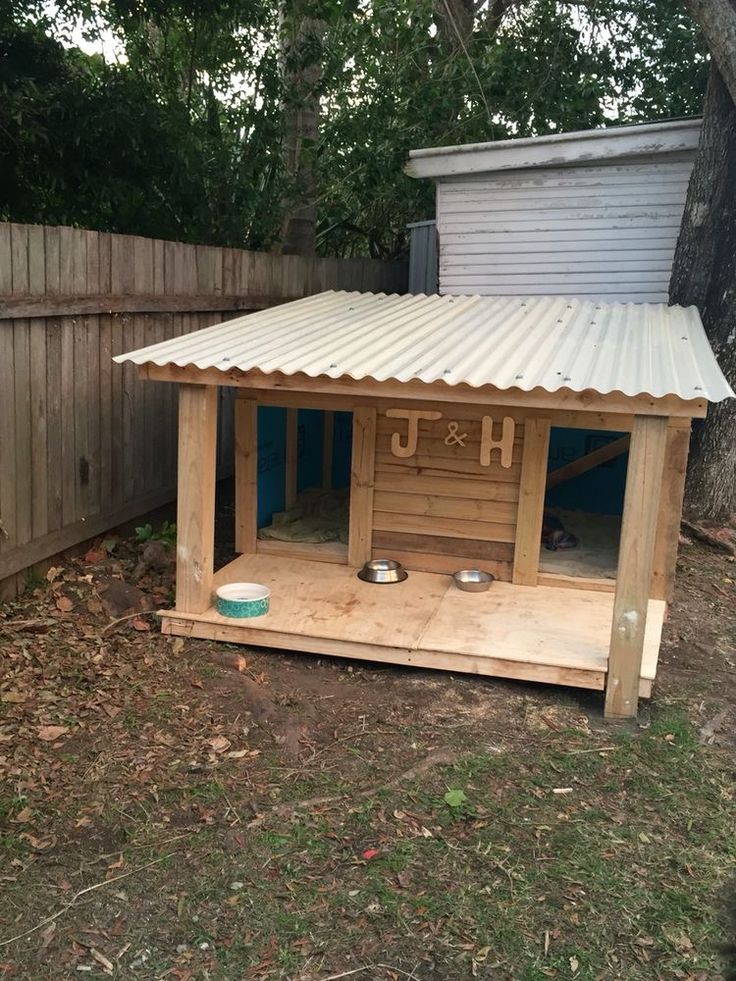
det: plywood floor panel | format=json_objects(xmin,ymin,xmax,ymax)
[
  {"xmin": 212, "ymin": 554, "xmax": 449, "ymax": 650},
  {"xmin": 161, "ymin": 555, "xmax": 665, "ymax": 695}
]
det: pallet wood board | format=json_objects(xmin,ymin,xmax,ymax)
[
  {"xmin": 372, "ymin": 406, "xmax": 523, "ymax": 565},
  {"xmin": 159, "ymin": 553, "xmax": 663, "ymax": 695}
]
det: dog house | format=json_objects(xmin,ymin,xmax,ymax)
[{"xmin": 115, "ymin": 290, "xmax": 732, "ymax": 718}]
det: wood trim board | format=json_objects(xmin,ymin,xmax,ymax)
[{"xmin": 140, "ymin": 365, "xmax": 708, "ymax": 419}]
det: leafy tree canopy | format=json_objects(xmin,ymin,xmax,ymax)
[{"xmin": 0, "ymin": 0, "xmax": 708, "ymax": 257}]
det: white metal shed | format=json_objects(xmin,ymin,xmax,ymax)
[{"xmin": 406, "ymin": 119, "xmax": 701, "ymax": 302}]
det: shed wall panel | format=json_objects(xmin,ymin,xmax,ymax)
[{"xmin": 437, "ymin": 155, "xmax": 695, "ymax": 302}]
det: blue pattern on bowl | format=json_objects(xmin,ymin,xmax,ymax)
[
  {"xmin": 217, "ymin": 595, "xmax": 270, "ymax": 618},
  {"xmin": 216, "ymin": 583, "xmax": 271, "ymax": 619}
]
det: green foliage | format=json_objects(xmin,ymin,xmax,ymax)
[
  {"xmin": 0, "ymin": 1, "xmax": 709, "ymax": 257},
  {"xmin": 134, "ymin": 520, "xmax": 177, "ymax": 545},
  {"xmin": 443, "ymin": 787, "xmax": 468, "ymax": 808}
]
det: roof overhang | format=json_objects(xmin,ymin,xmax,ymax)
[
  {"xmin": 114, "ymin": 290, "xmax": 732, "ymax": 418},
  {"xmin": 405, "ymin": 118, "xmax": 702, "ymax": 180}
]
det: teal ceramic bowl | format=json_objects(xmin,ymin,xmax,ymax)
[{"xmin": 216, "ymin": 582, "xmax": 270, "ymax": 619}]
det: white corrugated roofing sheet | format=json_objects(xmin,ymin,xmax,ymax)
[{"xmin": 114, "ymin": 290, "xmax": 733, "ymax": 403}]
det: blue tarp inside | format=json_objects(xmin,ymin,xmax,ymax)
[{"xmin": 545, "ymin": 428, "xmax": 627, "ymax": 516}]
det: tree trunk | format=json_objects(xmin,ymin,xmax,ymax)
[
  {"xmin": 669, "ymin": 66, "xmax": 736, "ymax": 519},
  {"xmin": 280, "ymin": 1, "xmax": 323, "ymax": 256},
  {"xmin": 433, "ymin": 0, "xmax": 475, "ymax": 51}
]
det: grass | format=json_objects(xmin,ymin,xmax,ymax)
[{"xmin": 3, "ymin": 707, "xmax": 731, "ymax": 979}]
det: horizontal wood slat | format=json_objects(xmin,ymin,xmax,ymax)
[
  {"xmin": 375, "ymin": 452, "xmax": 521, "ymax": 479},
  {"xmin": 372, "ymin": 510, "xmax": 516, "ymax": 544},
  {"xmin": 373, "ymin": 531, "xmax": 515, "ymax": 562},
  {"xmin": 373, "ymin": 490, "xmax": 517, "ymax": 524},
  {"xmin": 0, "ymin": 292, "xmax": 287, "ymax": 320},
  {"xmin": 373, "ymin": 471, "xmax": 520, "ymax": 502}
]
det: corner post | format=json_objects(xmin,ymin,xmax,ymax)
[
  {"xmin": 285, "ymin": 408, "xmax": 298, "ymax": 509},
  {"xmin": 605, "ymin": 415, "xmax": 668, "ymax": 718},
  {"xmin": 348, "ymin": 406, "xmax": 377, "ymax": 567},
  {"xmin": 176, "ymin": 384, "xmax": 218, "ymax": 614},
  {"xmin": 322, "ymin": 410, "xmax": 335, "ymax": 489},
  {"xmin": 651, "ymin": 421, "xmax": 690, "ymax": 602},
  {"xmin": 513, "ymin": 417, "xmax": 551, "ymax": 585},
  {"xmin": 234, "ymin": 393, "xmax": 258, "ymax": 554}
]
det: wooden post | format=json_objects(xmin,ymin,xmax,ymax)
[
  {"xmin": 322, "ymin": 410, "xmax": 334, "ymax": 489},
  {"xmin": 176, "ymin": 384, "xmax": 218, "ymax": 614},
  {"xmin": 605, "ymin": 415, "xmax": 668, "ymax": 719},
  {"xmin": 234, "ymin": 394, "xmax": 258, "ymax": 554},
  {"xmin": 651, "ymin": 422, "xmax": 690, "ymax": 602},
  {"xmin": 348, "ymin": 407, "xmax": 377, "ymax": 567},
  {"xmin": 513, "ymin": 418, "xmax": 551, "ymax": 586},
  {"xmin": 285, "ymin": 408, "xmax": 298, "ymax": 509}
]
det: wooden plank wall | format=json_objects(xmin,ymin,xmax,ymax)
[
  {"xmin": 372, "ymin": 406, "xmax": 523, "ymax": 580},
  {"xmin": 0, "ymin": 222, "xmax": 407, "ymax": 596}
]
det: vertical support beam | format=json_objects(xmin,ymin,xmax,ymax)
[
  {"xmin": 322, "ymin": 410, "xmax": 334, "ymax": 489},
  {"xmin": 651, "ymin": 422, "xmax": 690, "ymax": 602},
  {"xmin": 513, "ymin": 418, "xmax": 551, "ymax": 586},
  {"xmin": 176, "ymin": 384, "xmax": 218, "ymax": 614},
  {"xmin": 605, "ymin": 415, "xmax": 668, "ymax": 719},
  {"xmin": 348, "ymin": 406, "xmax": 377, "ymax": 568},
  {"xmin": 285, "ymin": 408, "xmax": 298, "ymax": 509},
  {"xmin": 234, "ymin": 393, "xmax": 258, "ymax": 554}
]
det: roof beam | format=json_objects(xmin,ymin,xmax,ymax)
[{"xmin": 138, "ymin": 364, "xmax": 707, "ymax": 419}]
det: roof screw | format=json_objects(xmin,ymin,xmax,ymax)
[
  {"xmin": 515, "ymin": 373, "xmax": 524, "ymax": 380},
  {"xmin": 694, "ymin": 385, "xmax": 702, "ymax": 391},
  {"xmin": 563, "ymin": 376, "xmax": 571, "ymax": 382},
  {"xmin": 329, "ymin": 363, "xmax": 338, "ymax": 370},
  {"xmin": 221, "ymin": 356, "xmax": 230, "ymax": 362},
  {"xmin": 681, "ymin": 336, "xmax": 688, "ymax": 341},
  {"xmin": 443, "ymin": 369, "xmax": 452, "ymax": 375},
  {"xmin": 590, "ymin": 321, "xmax": 596, "ymax": 325}
]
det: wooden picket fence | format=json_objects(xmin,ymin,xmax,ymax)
[{"xmin": 0, "ymin": 223, "xmax": 407, "ymax": 596}]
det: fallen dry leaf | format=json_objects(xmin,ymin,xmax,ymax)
[
  {"xmin": 132, "ymin": 617, "xmax": 151, "ymax": 632},
  {"xmin": 12, "ymin": 807, "xmax": 33, "ymax": 823},
  {"xmin": 37, "ymin": 725, "xmax": 69, "ymax": 742},
  {"xmin": 209, "ymin": 735, "xmax": 231, "ymax": 753},
  {"xmin": 55, "ymin": 596, "xmax": 74, "ymax": 613},
  {"xmin": 19, "ymin": 832, "xmax": 56, "ymax": 851},
  {"xmin": 1, "ymin": 691, "xmax": 27, "ymax": 704}
]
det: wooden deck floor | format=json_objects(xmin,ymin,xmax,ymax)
[{"xmin": 160, "ymin": 555, "xmax": 665, "ymax": 696}]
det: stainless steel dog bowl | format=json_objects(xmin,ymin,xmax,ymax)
[
  {"xmin": 357, "ymin": 558, "xmax": 408, "ymax": 584},
  {"xmin": 452, "ymin": 569, "xmax": 494, "ymax": 592}
]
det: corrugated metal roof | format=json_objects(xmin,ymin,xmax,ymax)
[{"xmin": 114, "ymin": 290, "xmax": 733, "ymax": 403}]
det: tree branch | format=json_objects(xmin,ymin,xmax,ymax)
[{"xmin": 683, "ymin": 0, "xmax": 736, "ymax": 104}]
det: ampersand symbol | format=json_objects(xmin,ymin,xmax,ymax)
[{"xmin": 444, "ymin": 421, "xmax": 468, "ymax": 447}]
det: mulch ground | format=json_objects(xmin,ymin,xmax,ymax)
[{"xmin": 0, "ymin": 533, "xmax": 734, "ymax": 980}]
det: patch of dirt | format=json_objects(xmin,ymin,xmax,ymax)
[
  {"xmin": 0, "ymin": 531, "xmax": 734, "ymax": 978},
  {"xmin": 656, "ymin": 543, "xmax": 736, "ymax": 750}
]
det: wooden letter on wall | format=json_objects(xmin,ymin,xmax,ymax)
[
  {"xmin": 386, "ymin": 408, "xmax": 442, "ymax": 458},
  {"xmin": 480, "ymin": 416, "xmax": 515, "ymax": 469}
]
